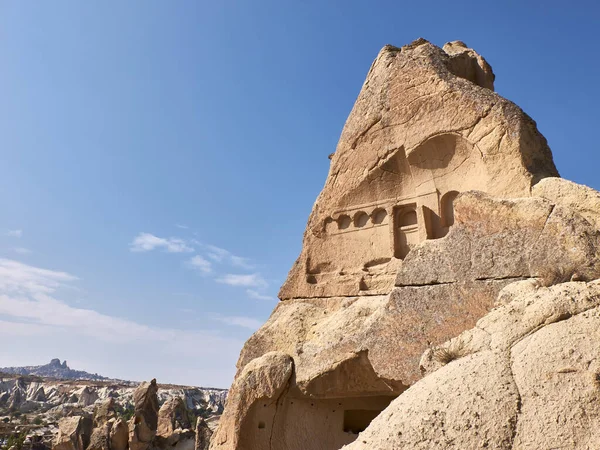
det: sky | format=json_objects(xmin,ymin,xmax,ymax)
[{"xmin": 0, "ymin": 1, "xmax": 599, "ymax": 388}]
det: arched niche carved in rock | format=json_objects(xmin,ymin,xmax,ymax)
[
  {"xmin": 407, "ymin": 133, "xmax": 488, "ymax": 195},
  {"xmin": 394, "ymin": 205, "xmax": 419, "ymax": 259},
  {"xmin": 441, "ymin": 190, "xmax": 460, "ymax": 228}
]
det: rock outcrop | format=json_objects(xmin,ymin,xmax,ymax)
[
  {"xmin": 211, "ymin": 38, "xmax": 600, "ymax": 450},
  {"xmin": 156, "ymin": 397, "xmax": 195, "ymax": 450},
  {"xmin": 343, "ymin": 280, "xmax": 600, "ymax": 449},
  {"xmin": 128, "ymin": 379, "xmax": 159, "ymax": 450},
  {"xmin": 54, "ymin": 417, "xmax": 93, "ymax": 450},
  {"xmin": 279, "ymin": 38, "xmax": 557, "ymax": 301},
  {"xmin": 195, "ymin": 418, "xmax": 212, "ymax": 450},
  {"xmin": 109, "ymin": 419, "xmax": 129, "ymax": 450},
  {"xmin": 0, "ymin": 359, "xmax": 109, "ymax": 381}
]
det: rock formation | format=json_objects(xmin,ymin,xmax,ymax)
[
  {"xmin": 128, "ymin": 379, "xmax": 159, "ymax": 450},
  {"xmin": 211, "ymin": 39, "xmax": 600, "ymax": 450},
  {"xmin": 0, "ymin": 359, "xmax": 109, "ymax": 381},
  {"xmin": 156, "ymin": 397, "xmax": 195, "ymax": 450},
  {"xmin": 343, "ymin": 280, "xmax": 600, "ymax": 449},
  {"xmin": 195, "ymin": 418, "xmax": 212, "ymax": 450},
  {"xmin": 54, "ymin": 417, "xmax": 93, "ymax": 450},
  {"xmin": 0, "ymin": 374, "xmax": 224, "ymax": 450}
]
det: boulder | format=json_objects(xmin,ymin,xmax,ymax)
[
  {"xmin": 93, "ymin": 398, "xmax": 117, "ymax": 428},
  {"xmin": 155, "ymin": 397, "xmax": 194, "ymax": 449},
  {"xmin": 157, "ymin": 397, "xmax": 192, "ymax": 437},
  {"xmin": 343, "ymin": 280, "xmax": 600, "ymax": 449},
  {"xmin": 109, "ymin": 418, "xmax": 129, "ymax": 450},
  {"xmin": 128, "ymin": 379, "xmax": 159, "ymax": 450},
  {"xmin": 77, "ymin": 387, "xmax": 99, "ymax": 407},
  {"xmin": 53, "ymin": 416, "xmax": 93, "ymax": 450},
  {"xmin": 87, "ymin": 422, "xmax": 111, "ymax": 450},
  {"xmin": 210, "ymin": 352, "xmax": 293, "ymax": 450},
  {"xmin": 195, "ymin": 417, "xmax": 212, "ymax": 450},
  {"xmin": 533, "ymin": 176, "xmax": 600, "ymax": 230}
]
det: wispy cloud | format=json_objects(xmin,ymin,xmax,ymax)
[
  {"xmin": 175, "ymin": 224, "xmax": 189, "ymax": 230},
  {"xmin": 0, "ymin": 259, "xmax": 77, "ymax": 295},
  {"xmin": 188, "ymin": 255, "xmax": 212, "ymax": 274},
  {"xmin": 13, "ymin": 247, "xmax": 32, "ymax": 255},
  {"xmin": 205, "ymin": 245, "xmax": 253, "ymax": 269},
  {"xmin": 216, "ymin": 273, "xmax": 268, "ymax": 289},
  {"xmin": 0, "ymin": 258, "xmax": 243, "ymax": 350},
  {"xmin": 7, "ymin": 229, "xmax": 22, "ymax": 238},
  {"xmin": 212, "ymin": 314, "xmax": 263, "ymax": 331},
  {"xmin": 129, "ymin": 233, "xmax": 193, "ymax": 253},
  {"xmin": 246, "ymin": 289, "xmax": 276, "ymax": 301}
]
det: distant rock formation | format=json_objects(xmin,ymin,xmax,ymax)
[
  {"xmin": 128, "ymin": 380, "xmax": 159, "ymax": 450},
  {"xmin": 24, "ymin": 379, "xmax": 222, "ymax": 450},
  {"xmin": 210, "ymin": 39, "xmax": 600, "ymax": 450},
  {"xmin": 0, "ymin": 359, "xmax": 109, "ymax": 381},
  {"xmin": 0, "ymin": 374, "xmax": 226, "ymax": 450}
]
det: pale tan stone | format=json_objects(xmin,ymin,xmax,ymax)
[
  {"xmin": 280, "ymin": 39, "xmax": 557, "ymax": 300},
  {"xmin": 212, "ymin": 39, "xmax": 598, "ymax": 450},
  {"xmin": 109, "ymin": 419, "xmax": 129, "ymax": 450},
  {"xmin": 53, "ymin": 416, "xmax": 93, "ymax": 450},
  {"xmin": 533, "ymin": 176, "xmax": 600, "ymax": 230},
  {"xmin": 87, "ymin": 422, "xmax": 111, "ymax": 450},
  {"xmin": 195, "ymin": 417, "xmax": 212, "ymax": 450},
  {"xmin": 344, "ymin": 281, "xmax": 600, "ymax": 449},
  {"xmin": 128, "ymin": 379, "xmax": 159, "ymax": 450},
  {"xmin": 210, "ymin": 352, "xmax": 293, "ymax": 450},
  {"xmin": 157, "ymin": 396, "xmax": 192, "ymax": 437}
]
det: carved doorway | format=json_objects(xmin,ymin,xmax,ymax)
[{"xmin": 394, "ymin": 205, "xmax": 419, "ymax": 259}]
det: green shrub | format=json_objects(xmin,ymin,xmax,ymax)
[{"xmin": 2, "ymin": 432, "xmax": 26, "ymax": 450}]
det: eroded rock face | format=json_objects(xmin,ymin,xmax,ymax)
[
  {"xmin": 109, "ymin": 419, "xmax": 129, "ymax": 450},
  {"xmin": 533, "ymin": 177, "xmax": 600, "ymax": 230},
  {"xmin": 128, "ymin": 379, "xmax": 159, "ymax": 450},
  {"xmin": 210, "ymin": 352, "xmax": 293, "ymax": 450},
  {"xmin": 156, "ymin": 397, "xmax": 195, "ymax": 450},
  {"xmin": 195, "ymin": 418, "xmax": 212, "ymax": 450},
  {"xmin": 211, "ymin": 39, "xmax": 596, "ymax": 450},
  {"xmin": 279, "ymin": 38, "xmax": 557, "ymax": 300},
  {"xmin": 53, "ymin": 416, "xmax": 93, "ymax": 450},
  {"xmin": 344, "ymin": 281, "xmax": 600, "ymax": 449}
]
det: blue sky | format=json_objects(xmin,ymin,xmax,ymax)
[{"xmin": 0, "ymin": 1, "xmax": 599, "ymax": 388}]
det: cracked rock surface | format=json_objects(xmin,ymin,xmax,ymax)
[
  {"xmin": 344, "ymin": 281, "xmax": 600, "ymax": 449},
  {"xmin": 211, "ymin": 38, "xmax": 599, "ymax": 450}
]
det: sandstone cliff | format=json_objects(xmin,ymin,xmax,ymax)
[{"xmin": 211, "ymin": 39, "xmax": 600, "ymax": 450}]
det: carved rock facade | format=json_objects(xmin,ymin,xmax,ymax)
[{"xmin": 211, "ymin": 39, "xmax": 600, "ymax": 450}]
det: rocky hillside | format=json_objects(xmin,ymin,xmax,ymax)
[
  {"xmin": 0, "ymin": 373, "xmax": 227, "ymax": 450},
  {"xmin": 0, "ymin": 360, "xmax": 111, "ymax": 382}
]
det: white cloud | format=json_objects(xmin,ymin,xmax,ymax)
[
  {"xmin": 212, "ymin": 315, "xmax": 263, "ymax": 331},
  {"xmin": 216, "ymin": 273, "xmax": 268, "ymax": 289},
  {"xmin": 230, "ymin": 255, "xmax": 253, "ymax": 270},
  {"xmin": 205, "ymin": 245, "xmax": 229, "ymax": 263},
  {"xmin": 0, "ymin": 258, "xmax": 244, "ymax": 387},
  {"xmin": 175, "ymin": 224, "xmax": 189, "ymax": 229},
  {"xmin": 13, "ymin": 247, "xmax": 32, "ymax": 255},
  {"xmin": 7, "ymin": 229, "xmax": 22, "ymax": 238},
  {"xmin": 246, "ymin": 289, "xmax": 276, "ymax": 301},
  {"xmin": 129, "ymin": 233, "xmax": 193, "ymax": 253},
  {"xmin": 204, "ymin": 245, "xmax": 254, "ymax": 269},
  {"xmin": 188, "ymin": 255, "xmax": 212, "ymax": 274},
  {"xmin": 0, "ymin": 259, "xmax": 77, "ymax": 295}
]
